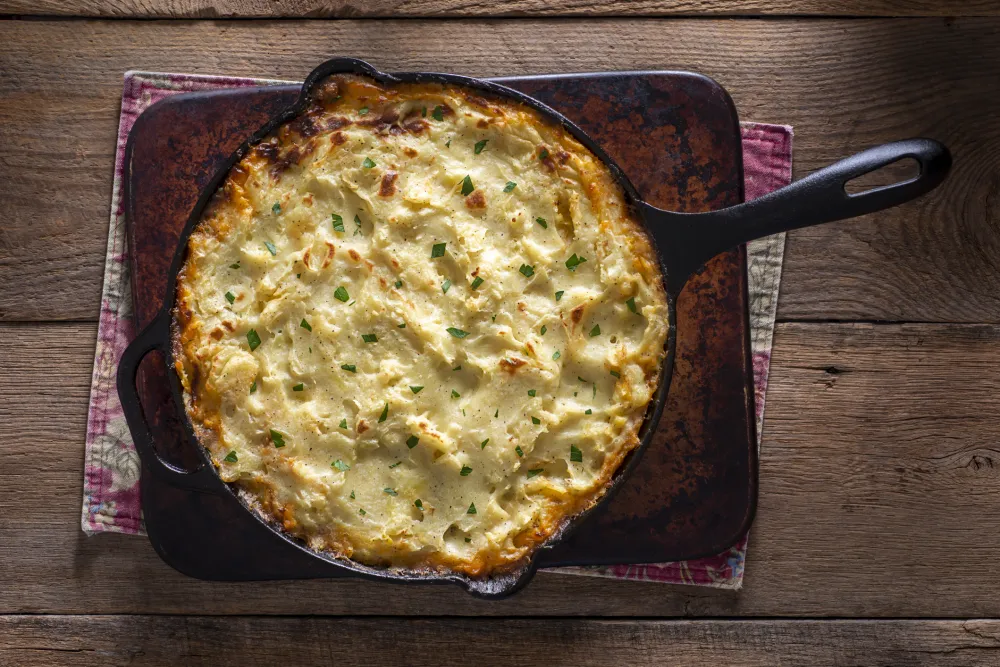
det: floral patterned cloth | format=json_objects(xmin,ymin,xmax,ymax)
[{"xmin": 82, "ymin": 71, "xmax": 791, "ymax": 590}]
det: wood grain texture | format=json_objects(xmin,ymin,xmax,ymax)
[
  {"xmin": 1, "ymin": 18, "xmax": 997, "ymax": 323},
  {"xmin": 3, "ymin": 0, "xmax": 999, "ymax": 18},
  {"xmin": 3, "ymin": 616, "xmax": 1000, "ymax": 666},
  {"xmin": 5, "ymin": 321, "xmax": 1000, "ymax": 616}
]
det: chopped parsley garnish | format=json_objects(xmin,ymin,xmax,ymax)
[
  {"xmin": 339, "ymin": 419, "xmax": 348, "ymax": 429},
  {"xmin": 432, "ymin": 105, "xmax": 444, "ymax": 121},
  {"xmin": 531, "ymin": 416, "xmax": 541, "ymax": 425},
  {"xmin": 406, "ymin": 435, "xmax": 419, "ymax": 449},
  {"xmin": 474, "ymin": 140, "xmax": 488, "ymax": 154},
  {"xmin": 354, "ymin": 214, "xmax": 363, "ymax": 236},
  {"xmin": 300, "ymin": 319, "xmax": 312, "ymax": 331},
  {"xmin": 610, "ymin": 370, "xmax": 621, "ymax": 378},
  {"xmin": 292, "ymin": 383, "xmax": 304, "ymax": 392},
  {"xmin": 570, "ymin": 445, "xmax": 583, "ymax": 462},
  {"xmin": 415, "ymin": 499, "xmax": 424, "ymax": 509},
  {"xmin": 332, "ymin": 459, "xmax": 350, "ymax": 471},
  {"xmin": 359, "ymin": 106, "xmax": 369, "ymax": 115},
  {"xmin": 332, "ymin": 213, "xmax": 345, "ymax": 232},
  {"xmin": 527, "ymin": 468, "xmax": 544, "ymax": 478},
  {"xmin": 470, "ymin": 276, "xmax": 484, "ymax": 290},
  {"xmin": 555, "ymin": 290, "xmax": 565, "ymax": 301},
  {"xmin": 384, "ymin": 487, "xmax": 397, "ymax": 496},
  {"xmin": 378, "ymin": 402, "xmax": 389, "ymax": 423},
  {"xmin": 539, "ymin": 148, "xmax": 550, "ymax": 160},
  {"xmin": 398, "ymin": 322, "xmax": 406, "ymax": 328},
  {"xmin": 422, "ymin": 106, "xmax": 427, "ymax": 117},
  {"xmin": 362, "ymin": 157, "xmax": 376, "ymax": 169},
  {"xmin": 272, "ymin": 202, "xmax": 281, "ymax": 214},
  {"xmin": 225, "ymin": 291, "xmax": 236, "ymax": 305},
  {"xmin": 527, "ymin": 389, "xmax": 536, "ymax": 397},
  {"xmin": 495, "ymin": 409, "xmax": 499, "ymax": 418},
  {"xmin": 503, "ymin": 181, "xmax": 517, "ymax": 192},
  {"xmin": 249, "ymin": 381, "xmax": 257, "ymax": 394},
  {"xmin": 230, "ymin": 262, "xmax": 240, "ymax": 269},
  {"xmin": 453, "ymin": 365, "xmax": 462, "ymax": 371},
  {"xmin": 359, "ymin": 508, "xmax": 367, "ymax": 515},
  {"xmin": 565, "ymin": 253, "xmax": 587, "ymax": 271},
  {"xmin": 362, "ymin": 333, "xmax": 378, "ymax": 343},
  {"xmin": 481, "ymin": 438, "xmax": 489, "ymax": 449},
  {"xmin": 460, "ymin": 465, "xmax": 473, "ymax": 476},
  {"xmin": 395, "ymin": 279, "xmax": 403, "ymax": 289},
  {"xmin": 467, "ymin": 503, "xmax": 477, "ymax": 515},
  {"xmin": 223, "ymin": 450, "xmax": 238, "ymax": 463},
  {"xmin": 461, "ymin": 175, "xmax": 475, "ymax": 196},
  {"xmin": 589, "ymin": 324, "xmax": 601, "ymax": 337},
  {"xmin": 442, "ymin": 279, "xmax": 452, "ymax": 294},
  {"xmin": 451, "ymin": 389, "xmax": 461, "ymax": 399},
  {"xmin": 593, "ymin": 383, "xmax": 597, "ymax": 399},
  {"xmin": 389, "ymin": 461, "xmax": 402, "ymax": 469},
  {"xmin": 431, "ymin": 242, "xmax": 447, "ymax": 258},
  {"xmin": 334, "ymin": 286, "xmax": 350, "ymax": 302},
  {"xmin": 540, "ymin": 325, "xmax": 547, "ymax": 336},
  {"xmin": 445, "ymin": 139, "xmax": 452, "ymax": 148},
  {"xmin": 350, "ymin": 490, "xmax": 355, "ymax": 499},
  {"xmin": 585, "ymin": 408, "xmax": 593, "ymax": 415},
  {"xmin": 341, "ymin": 364, "xmax": 357, "ymax": 373},
  {"xmin": 535, "ymin": 217, "xmax": 548, "ymax": 229},
  {"xmin": 519, "ymin": 264, "xmax": 535, "ymax": 278},
  {"xmin": 515, "ymin": 445, "xmax": 524, "ymax": 457},
  {"xmin": 264, "ymin": 241, "xmax": 278, "ymax": 256},
  {"xmin": 578, "ymin": 376, "xmax": 589, "ymax": 383},
  {"xmin": 246, "ymin": 329, "xmax": 261, "ymax": 351},
  {"xmin": 447, "ymin": 327, "xmax": 469, "ymax": 338},
  {"xmin": 626, "ymin": 297, "xmax": 637, "ymax": 313},
  {"xmin": 552, "ymin": 351, "xmax": 561, "ymax": 361},
  {"xmin": 410, "ymin": 386, "xmax": 424, "ymax": 394},
  {"xmin": 465, "ymin": 537, "xmax": 472, "ymax": 543},
  {"xmin": 269, "ymin": 429, "xmax": 285, "ymax": 447}
]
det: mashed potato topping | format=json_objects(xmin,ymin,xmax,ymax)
[{"xmin": 173, "ymin": 74, "xmax": 669, "ymax": 576}]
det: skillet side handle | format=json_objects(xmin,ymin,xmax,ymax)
[
  {"xmin": 648, "ymin": 138, "xmax": 952, "ymax": 296},
  {"xmin": 116, "ymin": 310, "xmax": 219, "ymax": 494}
]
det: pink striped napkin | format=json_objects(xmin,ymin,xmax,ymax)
[{"xmin": 83, "ymin": 71, "xmax": 790, "ymax": 590}]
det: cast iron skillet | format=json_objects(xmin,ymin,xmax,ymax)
[{"xmin": 117, "ymin": 57, "xmax": 951, "ymax": 598}]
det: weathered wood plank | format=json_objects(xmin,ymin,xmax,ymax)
[
  {"xmin": 3, "ymin": 0, "xmax": 999, "ymax": 18},
  {"xmin": 3, "ymin": 321, "xmax": 1000, "ymax": 615},
  {"xmin": 1, "ymin": 18, "xmax": 996, "ymax": 323},
  {"xmin": 3, "ymin": 616, "xmax": 1000, "ymax": 666}
]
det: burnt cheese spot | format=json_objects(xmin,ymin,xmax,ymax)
[
  {"xmin": 571, "ymin": 305, "xmax": 585, "ymax": 324},
  {"xmin": 379, "ymin": 170, "xmax": 399, "ymax": 197},
  {"xmin": 500, "ymin": 357, "xmax": 527, "ymax": 373},
  {"xmin": 331, "ymin": 131, "xmax": 347, "ymax": 146},
  {"xmin": 465, "ymin": 190, "xmax": 486, "ymax": 209}
]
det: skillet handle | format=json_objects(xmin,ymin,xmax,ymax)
[
  {"xmin": 116, "ymin": 310, "xmax": 219, "ymax": 494},
  {"xmin": 648, "ymin": 138, "xmax": 952, "ymax": 296}
]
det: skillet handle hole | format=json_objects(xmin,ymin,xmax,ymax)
[{"xmin": 844, "ymin": 156, "xmax": 920, "ymax": 196}]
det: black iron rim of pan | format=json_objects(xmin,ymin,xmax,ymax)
[{"xmin": 117, "ymin": 56, "xmax": 952, "ymax": 598}]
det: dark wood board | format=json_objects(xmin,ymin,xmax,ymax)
[{"xmin": 125, "ymin": 71, "xmax": 754, "ymax": 583}]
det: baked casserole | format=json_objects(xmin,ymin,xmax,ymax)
[{"xmin": 173, "ymin": 74, "xmax": 670, "ymax": 577}]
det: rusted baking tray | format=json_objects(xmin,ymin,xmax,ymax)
[{"xmin": 126, "ymin": 71, "xmax": 756, "ymax": 580}]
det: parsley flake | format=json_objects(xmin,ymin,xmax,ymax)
[
  {"xmin": 590, "ymin": 324, "xmax": 601, "ymax": 337},
  {"xmin": 452, "ymin": 389, "xmax": 461, "ymax": 399},
  {"xmin": 570, "ymin": 445, "xmax": 583, "ymax": 462},
  {"xmin": 519, "ymin": 264, "xmax": 535, "ymax": 278},
  {"xmin": 460, "ymin": 465, "xmax": 473, "ymax": 476},
  {"xmin": 465, "ymin": 537, "xmax": 472, "ymax": 543},
  {"xmin": 515, "ymin": 445, "xmax": 524, "ymax": 457},
  {"xmin": 359, "ymin": 508, "xmax": 367, "ymax": 515},
  {"xmin": 422, "ymin": 106, "xmax": 427, "ymax": 117},
  {"xmin": 333, "ymin": 459, "xmax": 350, "ymax": 471},
  {"xmin": 378, "ymin": 402, "xmax": 389, "ymax": 423},
  {"xmin": 359, "ymin": 106, "xmax": 369, "ymax": 115},
  {"xmin": 540, "ymin": 325, "xmax": 547, "ymax": 336},
  {"xmin": 565, "ymin": 253, "xmax": 587, "ymax": 271},
  {"xmin": 453, "ymin": 365, "xmax": 462, "ymax": 371},
  {"xmin": 354, "ymin": 214, "xmax": 363, "ymax": 236},
  {"xmin": 461, "ymin": 175, "xmax": 475, "ymax": 196},
  {"xmin": 503, "ymin": 181, "xmax": 517, "ymax": 193},
  {"xmin": 223, "ymin": 450, "xmax": 238, "ymax": 463},
  {"xmin": 555, "ymin": 290, "xmax": 565, "ymax": 301},
  {"xmin": 552, "ymin": 351, "xmax": 561, "ymax": 361},
  {"xmin": 341, "ymin": 364, "xmax": 357, "ymax": 373},
  {"xmin": 431, "ymin": 242, "xmax": 447, "ymax": 258},
  {"xmin": 445, "ymin": 139, "xmax": 452, "ymax": 148},
  {"xmin": 432, "ymin": 105, "xmax": 444, "ymax": 121},
  {"xmin": 398, "ymin": 322, "xmax": 406, "ymax": 329},
  {"xmin": 626, "ymin": 297, "xmax": 637, "ymax": 313},
  {"xmin": 362, "ymin": 333, "xmax": 378, "ymax": 343},
  {"xmin": 495, "ymin": 409, "xmax": 499, "ymax": 418},
  {"xmin": 467, "ymin": 503, "xmax": 477, "ymax": 515},
  {"xmin": 410, "ymin": 386, "xmax": 424, "ymax": 394},
  {"xmin": 292, "ymin": 383, "xmax": 304, "ymax": 392},
  {"xmin": 395, "ymin": 279, "xmax": 403, "ymax": 288},
  {"xmin": 527, "ymin": 468, "xmax": 544, "ymax": 478},
  {"xmin": 406, "ymin": 435, "xmax": 419, "ymax": 449},
  {"xmin": 300, "ymin": 319, "xmax": 312, "ymax": 331},
  {"xmin": 442, "ymin": 279, "xmax": 452, "ymax": 294},
  {"xmin": 539, "ymin": 148, "xmax": 550, "ymax": 160},
  {"xmin": 250, "ymin": 381, "xmax": 257, "ymax": 394},
  {"xmin": 474, "ymin": 140, "xmax": 488, "ymax": 155},
  {"xmin": 272, "ymin": 202, "xmax": 281, "ymax": 215},
  {"xmin": 531, "ymin": 416, "xmax": 541, "ymax": 425},
  {"xmin": 415, "ymin": 499, "xmax": 424, "ymax": 509},
  {"xmin": 334, "ymin": 286, "xmax": 350, "ymax": 302},
  {"xmin": 246, "ymin": 329, "xmax": 261, "ymax": 351},
  {"xmin": 230, "ymin": 262, "xmax": 241, "ymax": 269},
  {"xmin": 528, "ymin": 389, "xmax": 536, "ymax": 397},
  {"xmin": 535, "ymin": 217, "xmax": 548, "ymax": 229},
  {"xmin": 610, "ymin": 370, "xmax": 621, "ymax": 378},
  {"xmin": 332, "ymin": 213, "xmax": 345, "ymax": 232},
  {"xmin": 362, "ymin": 157, "xmax": 376, "ymax": 169},
  {"xmin": 384, "ymin": 487, "xmax": 397, "ymax": 496},
  {"xmin": 389, "ymin": 461, "xmax": 402, "ymax": 469},
  {"xmin": 585, "ymin": 409, "xmax": 593, "ymax": 415},
  {"xmin": 339, "ymin": 419, "xmax": 348, "ymax": 429},
  {"xmin": 225, "ymin": 291, "xmax": 236, "ymax": 305},
  {"xmin": 264, "ymin": 241, "xmax": 277, "ymax": 256},
  {"xmin": 471, "ymin": 276, "xmax": 484, "ymax": 290},
  {"xmin": 481, "ymin": 438, "xmax": 490, "ymax": 449},
  {"xmin": 350, "ymin": 490, "xmax": 355, "ymax": 499},
  {"xmin": 269, "ymin": 430, "xmax": 285, "ymax": 447},
  {"xmin": 447, "ymin": 327, "xmax": 469, "ymax": 339}
]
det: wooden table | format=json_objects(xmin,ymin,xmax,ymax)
[{"xmin": 2, "ymin": 2, "xmax": 1000, "ymax": 664}]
